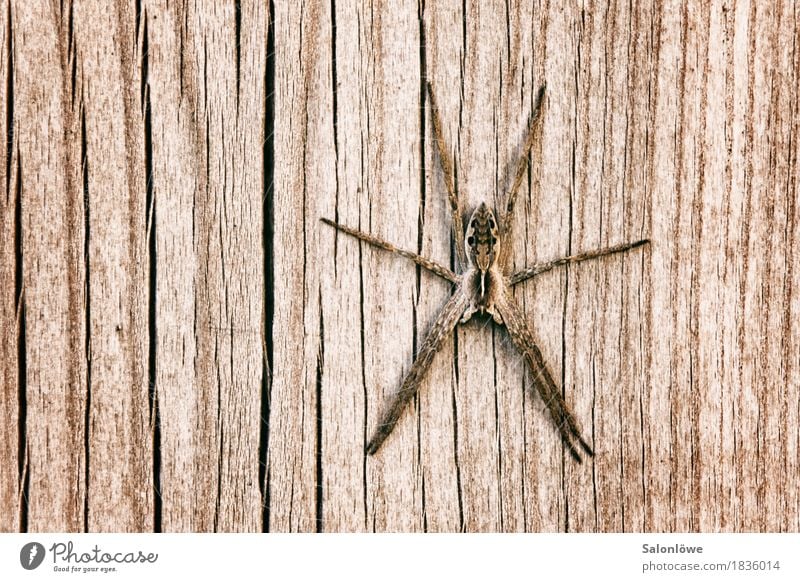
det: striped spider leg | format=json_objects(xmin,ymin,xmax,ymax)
[{"xmin": 321, "ymin": 82, "xmax": 649, "ymax": 463}]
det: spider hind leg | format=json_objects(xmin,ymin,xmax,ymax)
[{"xmin": 496, "ymin": 292, "xmax": 595, "ymax": 463}]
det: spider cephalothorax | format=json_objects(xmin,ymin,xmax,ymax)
[
  {"xmin": 465, "ymin": 202, "xmax": 500, "ymax": 272},
  {"xmin": 322, "ymin": 82, "xmax": 649, "ymax": 463}
]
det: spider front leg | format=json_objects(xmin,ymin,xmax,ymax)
[
  {"xmin": 509, "ymin": 238, "xmax": 650, "ymax": 285},
  {"xmin": 427, "ymin": 81, "xmax": 468, "ymax": 269},
  {"xmin": 499, "ymin": 84, "xmax": 546, "ymax": 272},
  {"xmin": 495, "ymin": 291, "xmax": 594, "ymax": 463},
  {"xmin": 366, "ymin": 289, "xmax": 469, "ymax": 455},
  {"xmin": 321, "ymin": 218, "xmax": 458, "ymax": 283}
]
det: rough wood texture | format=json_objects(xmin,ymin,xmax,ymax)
[
  {"xmin": 145, "ymin": 0, "xmax": 266, "ymax": 533},
  {"xmin": 0, "ymin": 0, "xmax": 798, "ymax": 533},
  {"xmin": 0, "ymin": 0, "xmax": 18, "ymax": 533},
  {"xmin": 13, "ymin": 0, "xmax": 88, "ymax": 532}
]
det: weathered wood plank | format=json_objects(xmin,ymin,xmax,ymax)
[
  {"xmin": 144, "ymin": 0, "xmax": 266, "ymax": 531},
  {"xmin": 734, "ymin": 0, "xmax": 799, "ymax": 532},
  {"xmin": 641, "ymin": 0, "xmax": 800, "ymax": 533},
  {"xmin": 319, "ymin": 0, "xmax": 369, "ymax": 533},
  {"xmin": 76, "ymin": 0, "xmax": 152, "ymax": 532},
  {"xmin": 564, "ymin": 0, "xmax": 652, "ymax": 532},
  {"xmin": 268, "ymin": 0, "xmax": 321, "ymax": 532},
  {"xmin": 417, "ymin": 3, "xmax": 474, "ymax": 533},
  {"xmin": 505, "ymin": 1, "xmax": 571, "ymax": 531},
  {"xmin": 359, "ymin": 0, "xmax": 427, "ymax": 533},
  {"xmin": 440, "ymin": 0, "xmax": 505, "ymax": 533},
  {"xmin": 142, "ymin": 0, "xmax": 211, "ymax": 531},
  {"xmin": 14, "ymin": 0, "xmax": 87, "ymax": 531},
  {"xmin": 196, "ymin": 0, "xmax": 267, "ymax": 532},
  {"xmin": 0, "ymin": 0, "xmax": 19, "ymax": 533},
  {"xmin": 142, "ymin": 0, "xmax": 205, "ymax": 531}
]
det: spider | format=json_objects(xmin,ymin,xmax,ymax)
[{"xmin": 322, "ymin": 82, "xmax": 649, "ymax": 463}]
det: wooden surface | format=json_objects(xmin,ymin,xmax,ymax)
[{"xmin": 0, "ymin": 0, "xmax": 798, "ymax": 533}]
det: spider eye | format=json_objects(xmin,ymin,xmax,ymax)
[
  {"xmin": 467, "ymin": 236, "xmax": 475, "ymax": 246},
  {"xmin": 489, "ymin": 219, "xmax": 495, "ymax": 229}
]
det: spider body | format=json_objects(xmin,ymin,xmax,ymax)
[
  {"xmin": 463, "ymin": 266, "xmax": 502, "ymax": 323},
  {"xmin": 463, "ymin": 202, "xmax": 503, "ymax": 322},
  {"xmin": 322, "ymin": 83, "xmax": 649, "ymax": 463},
  {"xmin": 465, "ymin": 202, "xmax": 499, "ymax": 272}
]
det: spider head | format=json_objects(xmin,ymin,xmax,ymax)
[{"xmin": 465, "ymin": 202, "xmax": 500, "ymax": 272}]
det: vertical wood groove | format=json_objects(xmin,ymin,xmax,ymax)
[
  {"xmin": 141, "ymin": 8, "xmax": 160, "ymax": 532},
  {"xmin": 260, "ymin": 0, "xmax": 276, "ymax": 533},
  {"xmin": 80, "ymin": 104, "xmax": 90, "ymax": 533}
]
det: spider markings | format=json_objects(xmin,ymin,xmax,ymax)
[{"xmin": 322, "ymin": 83, "xmax": 649, "ymax": 463}]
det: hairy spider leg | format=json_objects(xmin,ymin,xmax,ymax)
[
  {"xmin": 499, "ymin": 84, "xmax": 547, "ymax": 273},
  {"xmin": 321, "ymin": 218, "xmax": 458, "ymax": 283},
  {"xmin": 510, "ymin": 238, "xmax": 650, "ymax": 285},
  {"xmin": 427, "ymin": 81, "xmax": 468, "ymax": 270}
]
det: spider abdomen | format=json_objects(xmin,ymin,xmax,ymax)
[
  {"xmin": 466, "ymin": 268, "xmax": 500, "ymax": 305},
  {"xmin": 461, "ymin": 266, "xmax": 505, "ymax": 324}
]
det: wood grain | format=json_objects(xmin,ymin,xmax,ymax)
[
  {"xmin": 77, "ymin": 0, "xmax": 152, "ymax": 533},
  {"xmin": 13, "ymin": 0, "xmax": 88, "ymax": 532},
  {"xmin": 0, "ymin": 0, "xmax": 19, "ymax": 532},
  {"xmin": 0, "ymin": 0, "xmax": 798, "ymax": 533},
  {"xmin": 144, "ymin": 0, "xmax": 266, "ymax": 531}
]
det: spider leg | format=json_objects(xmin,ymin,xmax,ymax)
[
  {"xmin": 500, "ymin": 84, "xmax": 546, "ymax": 272},
  {"xmin": 426, "ymin": 81, "xmax": 468, "ymax": 269},
  {"xmin": 495, "ymin": 292, "xmax": 594, "ymax": 463},
  {"xmin": 509, "ymin": 239, "xmax": 649, "ymax": 286},
  {"xmin": 321, "ymin": 218, "xmax": 458, "ymax": 284},
  {"xmin": 366, "ymin": 289, "xmax": 469, "ymax": 455}
]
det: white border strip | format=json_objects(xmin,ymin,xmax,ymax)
[{"xmin": 2, "ymin": 533, "xmax": 797, "ymax": 581}]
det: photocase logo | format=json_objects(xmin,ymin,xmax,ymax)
[
  {"xmin": 19, "ymin": 542, "xmax": 46, "ymax": 570},
  {"xmin": 18, "ymin": 540, "xmax": 158, "ymax": 574}
]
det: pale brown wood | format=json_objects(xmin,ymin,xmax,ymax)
[
  {"xmin": 142, "ymin": 0, "xmax": 203, "ymax": 531},
  {"xmin": 318, "ymin": 0, "xmax": 367, "ymax": 532},
  {"xmin": 1, "ymin": 0, "xmax": 799, "ymax": 533},
  {"xmin": 268, "ymin": 0, "xmax": 321, "ymax": 531},
  {"xmin": 1, "ymin": 0, "xmax": 266, "ymax": 533},
  {"xmin": 0, "ymin": 0, "xmax": 19, "ymax": 532},
  {"xmin": 76, "ymin": 0, "xmax": 153, "ymax": 533},
  {"xmin": 13, "ymin": 0, "xmax": 88, "ymax": 532},
  {"xmin": 358, "ymin": 0, "xmax": 428, "ymax": 533},
  {"xmin": 144, "ymin": 0, "xmax": 266, "ymax": 531}
]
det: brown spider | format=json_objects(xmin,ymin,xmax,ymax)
[{"xmin": 322, "ymin": 83, "xmax": 649, "ymax": 463}]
